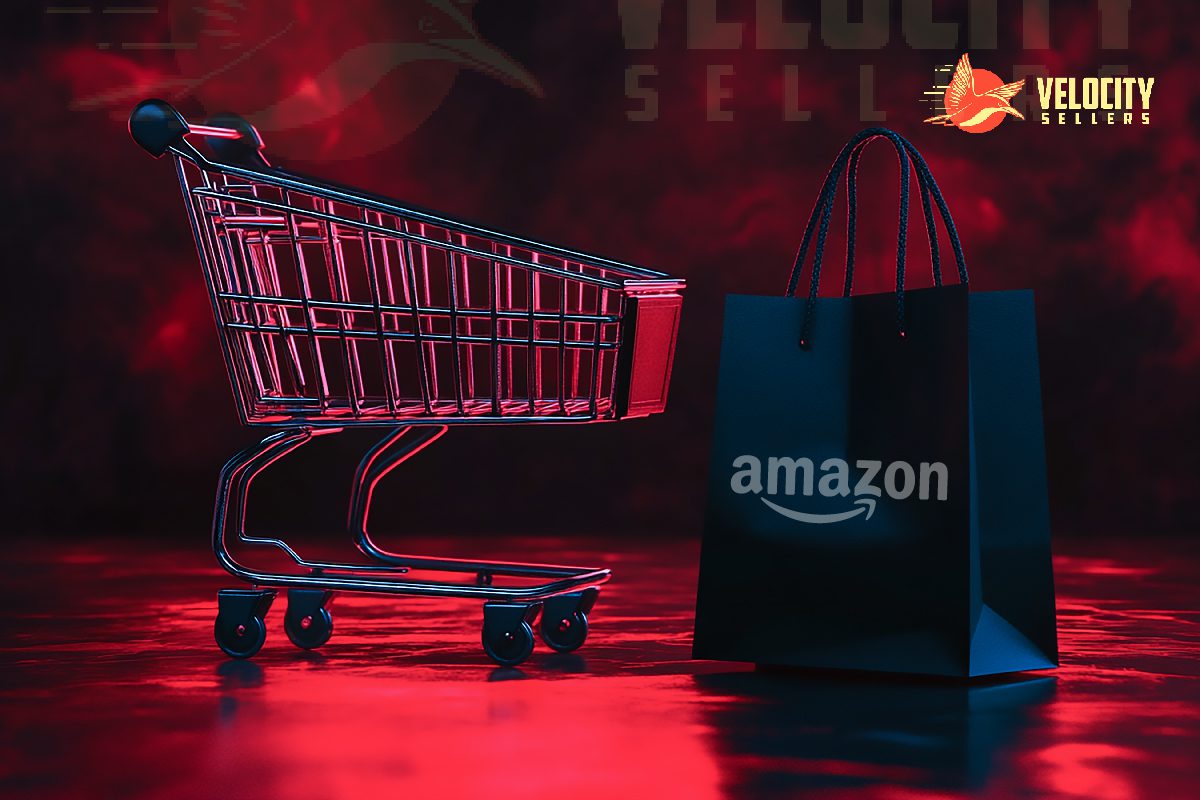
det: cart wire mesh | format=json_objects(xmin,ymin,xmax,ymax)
[{"xmin": 173, "ymin": 136, "xmax": 684, "ymax": 427}]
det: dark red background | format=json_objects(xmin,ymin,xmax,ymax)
[{"xmin": 4, "ymin": 0, "xmax": 1197, "ymax": 541}]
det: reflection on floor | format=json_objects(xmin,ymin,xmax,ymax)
[{"xmin": 2, "ymin": 533, "xmax": 1197, "ymax": 799}]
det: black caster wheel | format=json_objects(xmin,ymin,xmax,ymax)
[
  {"xmin": 215, "ymin": 588, "xmax": 275, "ymax": 659},
  {"xmin": 481, "ymin": 602, "xmax": 539, "ymax": 667},
  {"xmin": 215, "ymin": 614, "xmax": 267, "ymax": 659},
  {"xmin": 540, "ymin": 610, "xmax": 589, "ymax": 653},
  {"xmin": 482, "ymin": 620, "xmax": 535, "ymax": 667},
  {"xmin": 538, "ymin": 589, "xmax": 598, "ymax": 654},
  {"xmin": 284, "ymin": 589, "xmax": 334, "ymax": 650},
  {"xmin": 285, "ymin": 606, "xmax": 332, "ymax": 650}
]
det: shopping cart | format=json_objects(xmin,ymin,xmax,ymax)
[{"xmin": 129, "ymin": 99, "xmax": 685, "ymax": 666}]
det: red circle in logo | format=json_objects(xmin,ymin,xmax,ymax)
[{"xmin": 946, "ymin": 68, "xmax": 1007, "ymax": 134}]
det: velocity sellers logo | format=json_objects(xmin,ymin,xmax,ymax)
[
  {"xmin": 1035, "ymin": 76, "xmax": 1155, "ymax": 125},
  {"xmin": 730, "ymin": 456, "xmax": 949, "ymax": 525}
]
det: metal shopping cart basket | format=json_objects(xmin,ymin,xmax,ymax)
[{"xmin": 130, "ymin": 100, "xmax": 685, "ymax": 666}]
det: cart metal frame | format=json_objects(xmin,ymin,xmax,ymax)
[{"xmin": 131, "ymin": 100, "xmax": 685, "ymax": 665}]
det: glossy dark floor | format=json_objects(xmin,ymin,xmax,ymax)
[{"xmin": 2, "ymin": 534, "xmax": 1198, "ymax": 799}]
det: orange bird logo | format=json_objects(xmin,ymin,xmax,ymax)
[{"xmin": 924, "ymin": 54, "xmax": 1025, "ymax": 134}]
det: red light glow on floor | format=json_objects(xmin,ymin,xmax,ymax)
[{"xmin": 2, "ymin": 533, "xmax": 1198, "ymax": 798}]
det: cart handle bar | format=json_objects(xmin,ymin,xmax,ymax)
[
  {"xmin": 130, "ymin": 98, "xmax": 261, "ymax": 159},
  {"xmin": 187, "ymin": 124, "xmax": 242, "ymax": 140},
  {"xmin": 129, "ymin": 98, "xmax": 679, "ymax": 283}
]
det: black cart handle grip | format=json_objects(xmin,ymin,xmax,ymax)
[
  {"xmin": 129, "ymin": 99, "xmax": 188, "ymax": 157},
  {"xmin": 129, "ymin": 99, "xmax": 270, "ymax": 168}
]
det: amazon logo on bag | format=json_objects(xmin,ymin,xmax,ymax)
[{"xmin": 729, "ymin": 456, "xmax": 949, "ymax": 524}]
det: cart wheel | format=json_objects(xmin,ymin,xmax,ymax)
[
  {"xmin": 540, "ymin": 610, "xmax": 589, "ymax": 654},
  {"xmin": 215, "ymin": 614, "xmax": 267, "ymax": 659},
  {"xmin": 284, "ymin": 606, "xmax": 333, "ymax": 650},
  {"xmin": 482, "ymin": 621, "xmax": 535, "ymax": 667},
  {"xmin": 284, "ymin": 589, "xmax": 334, "ymax": 650},
  {"xmin": 215, "ymin": 588, "xmax": 275, "ymax": 659}
]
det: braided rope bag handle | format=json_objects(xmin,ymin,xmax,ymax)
[{"xmin": 786, "ymin": 128, "xmax": 968, "ymax": 348}]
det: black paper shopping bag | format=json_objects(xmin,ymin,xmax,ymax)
[{"xmin": 692, "ymin": 129, "xmax": 1057, "ymax": 678}]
